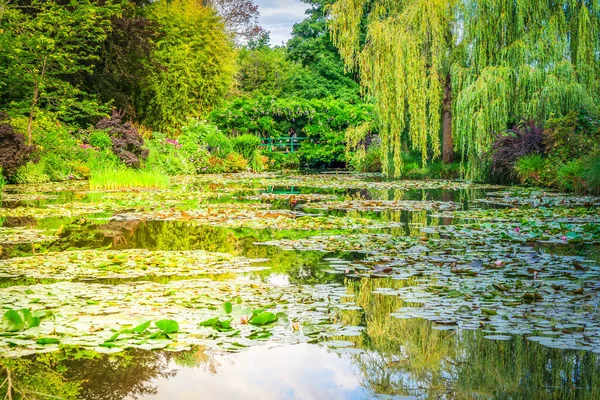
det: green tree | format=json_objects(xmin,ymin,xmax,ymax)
[
  {"xmin": 330, "ymin": 0, "xmax": 600, "ymax": 179},
  {"xmin": 0, "ymin": 0, "xmax": 117, "ymax": 144},
  {"xmin": 287, "ymin": 0, "xmax": 360, "ymax": 102},
  {"xmin": 234, "ymin": 45, "xmax": 293, "ymax": 97},
  {"xmin": 136, "ymin": 0, "xmax": 236, "ymax": 132}
]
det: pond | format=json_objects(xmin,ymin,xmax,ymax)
[{"xmin": 0, "ymin": 172, "xmax": 599, "ymax": 399}]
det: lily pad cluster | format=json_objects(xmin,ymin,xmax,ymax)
[
  {"xmin": 302, "ymin": 199, "xmax": 462, "ymax": 212},
  {"xmin": 0, "ymin": 279, "xmax": 357, "ymax": 357},
  {"xmin": 0, "ymin": 249, "xmax": 268, "ymax": 280},
  {"xmin": 0, "ymin": 227, "xmax": 57, "ymax": 245}
]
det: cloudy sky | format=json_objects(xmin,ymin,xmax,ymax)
[{"xmin": 254, "ymin": 0, "xmax": 310, "ymax": 45}]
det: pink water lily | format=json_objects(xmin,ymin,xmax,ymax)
[
  {"xmin": 514, "ymin": 227, "xmax": 520, "ymax": 233},
  {"xmin": 495, "ymin": 260, "xmax": 503, "ymax": 267},
  {"xmin": 240, "ymin": 315, "xmax": 249, "ymax": 325},
  {"xmin": 561, "ymin": 235, "xmax": 567, "ymax": 241}
]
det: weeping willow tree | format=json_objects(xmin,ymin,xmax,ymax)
[{"xmin": 330, "ymin": 0, "xmax": 600, "ymax": 180}]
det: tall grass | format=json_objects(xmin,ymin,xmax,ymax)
[
  {"xmin": 514, "ymin": 154, "xmax": 546, "ymax": 185},
  {"xmin": 583, "ymin": 152, "xmax": 600, "ymax": 194},
  {"xmin": 89, "ymin": 169, "xmax": 170, "ymax": 190}
]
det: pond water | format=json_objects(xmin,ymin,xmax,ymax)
[{"xmin": 0, "ymin": 172, "xmax": 599, "ymax": 399}]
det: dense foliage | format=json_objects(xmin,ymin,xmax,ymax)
[
  {"xmin": 0, "ymin": 0, "xmax": 597, "ymax": 193},
  {"xmin": 330, "ymin": 0, "xmax": 600, "ymax": 179},
  {"xmin": 209, "ymin": 97, "xmax": 374, "ymax": 167}
]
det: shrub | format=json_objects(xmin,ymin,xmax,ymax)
[
  {"xmin": 556, "ymin": 161, "xmax": 586, "ymax": 193},
  {"xmin": 427, "ymin": 161, "xmax": 461, "ymax": 179},
  {"xmin": 231, "ymin": 134, "xmax": 261, "ymax": 161},
  {"xmin": 223, "ymin": 152, "xmax": 248, "ymax": 172},
  {"xmin": 263, "ymin": 151, "xmax": 300, "ymax": 170},
  {"xmin": 545, "ymin": 111, "xmax": 600, "ymax": 162},
  {"xmin": 146, "ymin": 132, "xmax": 198, "ymax": 176},
  {"xmin": 490, "ymin": 121, "xmax": 545, "ymax": 181},
  {"xmin": 352, "ymin": 144, "xmax": 382, "ymax": 173},
  {"xmin": 89, "ymin": 169, "xmax": 169, "ymax": 190},
  {"xmin": 95, "ymin": 110, "xmax": 148, "ymax": 168},
  {"xmin": 249, "ymin": 149, "xmax": 265, "ymax": 172},
  {"xmin": 13, "ymin": 162, "xmax": 51, "ymax": 184},
  {"xmin": 582, "ymin": 152, "xmax": 600, "ymax": 194},
  {"xmin": 0, "ymin": 113, "xmax": 37, "ymax": 180},
  {"xmin": 89, "ymin": 130, "xmax": 113, "ymax": 150},
  {"xmin": 514, "ymin": 154, "xmax": 546, "ymax": 185},
  {"xmin": 203, "ymin": 131, "xmax": 232, "ymax": 158}
]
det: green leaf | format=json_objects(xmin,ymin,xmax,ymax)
[
  {"xmin": 36, "ymin": 337, "xmax": 60, "ymax": 345},
  {"xmin": 199, "ymin": 317, "xmax": 219, "ymax": 327},
  {"xmin": 249, "ymin": 311, "xmax": 277, "ymax": 326},
  {"xmin": 2, "ymin": 309, "xmax": 25, "ymax": 332},
  {"xmin": 248, "ymin": 330, "xmax": 272, "ymax": 340},
  {"xmin": 222, "ymin": 302, "xmax": 233, "ymax": 314},
  {"xmin": 132, "ymin": 321, "xmax": 151, "ymax": 333},
  {"xmin": 155, "ymin": 319, "xmax": 179, "ymax": 334}
]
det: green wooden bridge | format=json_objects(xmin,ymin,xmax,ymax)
[{"xmin": 259, "ymin": 136, "xmax": 311, "ymax": 152}]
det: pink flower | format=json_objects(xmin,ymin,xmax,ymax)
[
  {"xmin": 240, "ymin": 315, "xmax": 249, "ymax": 325},
  {"xmin": 561, "ymin": 235, "xmax": 567, "ymax": 241},
  {"xmin": 495, "ymin": 260, "xmax": 503, "ymax": 267},
  {"xmin": 514, "ymin": 227, "xmax": 520, "ymax": 233}
]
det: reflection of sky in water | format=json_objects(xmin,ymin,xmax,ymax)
[{"xmin": 137, "ymin": 344, "xmax": 373, "ymax": 400}]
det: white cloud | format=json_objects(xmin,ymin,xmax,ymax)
[
  {"xmin": 141, "ymin": 344, "xmax": 365, "ymax": 399},
  {"xmin": 254, "ymin": 0, "xmax": 309, "ymax": 45}
]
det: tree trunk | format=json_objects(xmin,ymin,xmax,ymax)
[
  {"xmin": 442, "ymin": 74, "xmax": 453, "ymax": 164},
  {"xmin": 26, "ymin": 84, "xmax": 39, "ymax": 146}
]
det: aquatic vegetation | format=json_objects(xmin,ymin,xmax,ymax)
[
  {"xmin": 302, "ymin": 199, "xmax": 461, "ymax": 212},
  {"xmin": 89, "ymin": 169, "xmax": 170, "ymax": 190},
  {"xmin": 0, "ymin": 279, "xmax": 354, "ymax": 357},
  {"xmin": 0, "ymin": 228, "xmax": 56, "ymax": 245},
  {"xmin": 0, "ymin": 249, "xmax": 268, "ymax": 280},
  {"xmin": 0, "ymin": 172, "xmax": 598, "ymax": 369}
]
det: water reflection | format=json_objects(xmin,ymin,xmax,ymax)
[{"xmin": 2, "ymin": 329, "xmax": 599, "ymax": 399}]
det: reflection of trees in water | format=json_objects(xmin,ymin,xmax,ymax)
[
  {"xmin": 0, "ymin": 348, "xmax": 212, "ymax": 400},
  {"xmin": 340, "ymin": 278, "xmax": 600, "ymax": 398}
]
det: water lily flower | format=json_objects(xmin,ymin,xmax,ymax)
[
  {"xmin": 514, "ymin": 227, "xmax": 520, "ymax": 233},
  {"xmin": 291, "ymin": 322, "xmax": 300, "ymax": 331},
  {"xmin": 495, "ymin": 260, "xmax": 503, "ymax": 267},
  {"xmin": 240, "ymin": 315, "xmax": 249, "ymax": 325},
  {"xmin": 561, "ymin": 235, "xmax": 567, "ymax": 241}
]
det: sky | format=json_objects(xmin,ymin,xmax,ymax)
[{"xmin": 254, "ymin": 0, "xmax": 310, "ymax": 45}]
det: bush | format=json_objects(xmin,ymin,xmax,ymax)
[
  {"xmin": 203, "ymin": 131, "xmax": 232, "ymax": 158},
  {"xmin": 545, "ymin": 111, "xmax": 600, "ymax": 162},
  {"xmin": 556, "ymin": 161, "xmax": 586, "ymax": 193},
  {"xmin": 263, "ymin": 150, "xmax": 300, "ymax": 170},
  {"xmin": 223, "ymin": 152, "xmax": 248, "ymax": 172},
  {"xmin": 146, "ymin": 132, "xmax": 198, "ymax": 176},
  {"xmin": 95, "ymin": 110, "xmax": 148, "ymax": 168},
  {"xmin": 249, "ymin": 149, "xmax": 266, "ymax": 172},
  {"xmin": 491, "ymin": 121, "xmax": 545, "ymax": 181},
  {"xmin": 13, "ymin": 162, "xmax": 51, "ymax": 184},
  {"xmin": 582, "ymin": 152, "xmax": 600, "ymax": 194},
  {"xmin": 231, "ymin": 134, "xmax": 261, "ymax": 161},
  {"xmin": 427, "ymin": 161, "xmax": 461, "ymax": 179},
  {"xmin": 0, "ymin": 113, "xmax": 37, "ymax": 180},
  {"xmin": 89, "ymin": 130, "xmax": 113, "ymax": 150},
  {"xmin": 352, "ymin": 145, "xmax": 382, "ymax": 173},
  {"xmin": 514, "ymin": 154, "xmax": 546, "ymax": 185}
]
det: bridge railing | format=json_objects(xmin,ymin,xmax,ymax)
[{"xmin": 258, "ymin": 137, "xmax": 311, "ymax": 153}]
